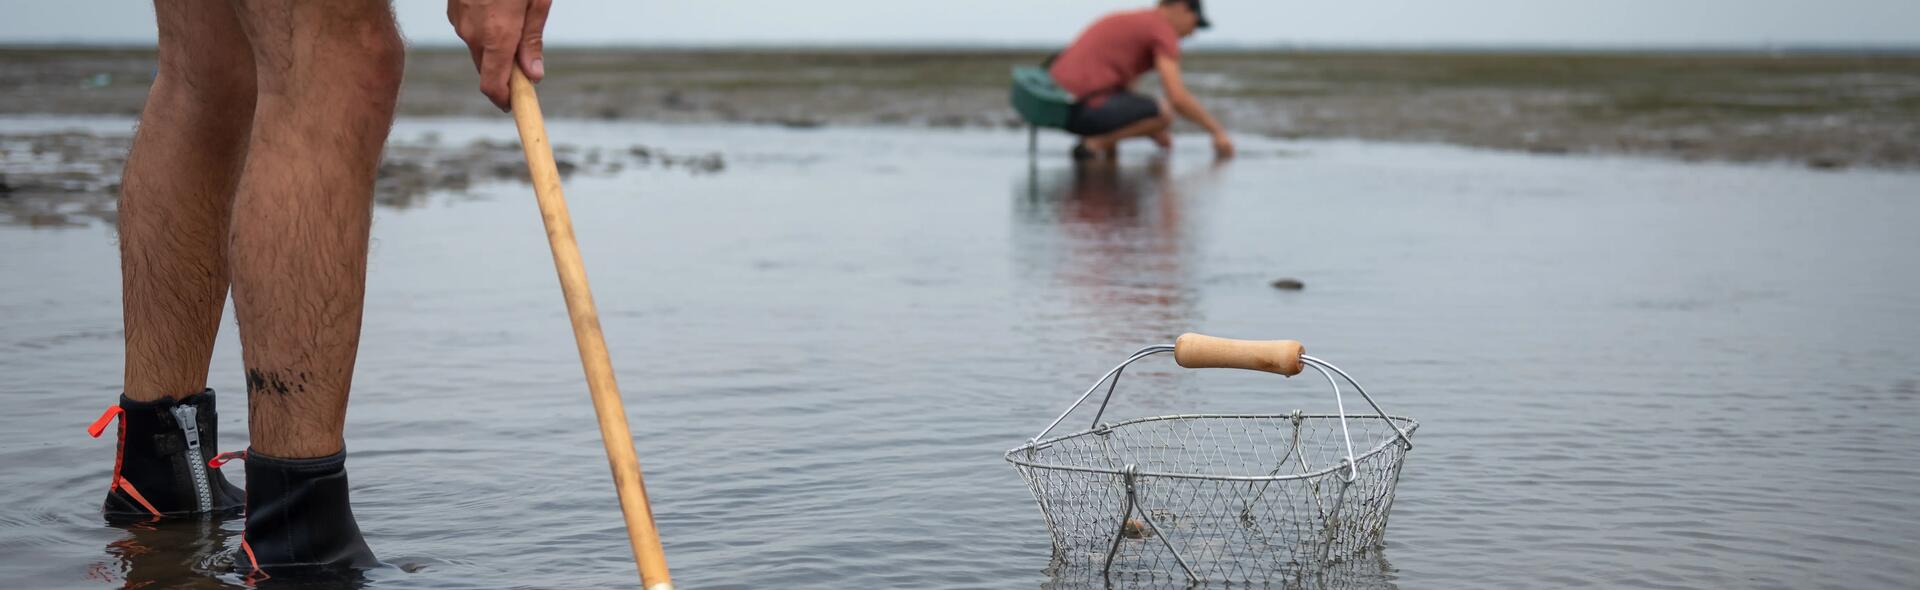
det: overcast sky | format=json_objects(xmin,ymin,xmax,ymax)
[{"xmin": 1, "ymin": 0, "xmax": 1915, "ymax": 48}]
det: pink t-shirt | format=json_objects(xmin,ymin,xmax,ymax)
[{"xmin": 1048, "ymin": 9, "xmax": 1182, "ymax": 101}]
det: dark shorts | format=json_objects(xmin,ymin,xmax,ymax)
[{"xmin": 1065, "ymin": 91, "xmax": 1161, "ymax": 136}]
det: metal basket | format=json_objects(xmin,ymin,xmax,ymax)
[{"xmin": 1006, "ymin": 336, "xmax": 1418, "ymax": 585}]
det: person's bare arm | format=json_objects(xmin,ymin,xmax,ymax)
[
  {"xmin": 449, "ymin": 0, "xmax": 553, "ymax": 111},
  {"xmin": 1155, "ymin": 54, "xmax": 1234, "ymax": 158}
]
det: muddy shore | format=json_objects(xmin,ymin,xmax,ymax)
[
  {"xmin": 3, "ymin": 47, "xmax": 1917, "ymax": 226},
  {"xmin": 0, "ymin": 129, "xmax": 721, "ymax": 228},
  {"xmin": 6, "ymin": 47, "xmax": 1918, "ymax": 168}
]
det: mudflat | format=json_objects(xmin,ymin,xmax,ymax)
[{"xmin": 3, "ymin": 47, "xmax": 1916, "ymax": 169}]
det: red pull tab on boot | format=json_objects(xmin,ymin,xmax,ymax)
[
  {"xmin": 209, "ymin": 450, "xmax": 248, "ymax": 469},
  {"xmin": 88, "ymin": 406, "xmax": 124, "ymax": 438}
]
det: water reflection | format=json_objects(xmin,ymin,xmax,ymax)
[
  {"xmin": 94, "ymin": 519, "xmax": 237, "ymax": 589},
  {"xmin": 1038, "ymin": 552, "xmax": 1399, "ymax": 590},
  {"xmin": 93, "ymin": 518, "xmax": 369, "ymax": 590},
  {"xmin": 1012, "ymin": 158, "xmax": 1220, "ymax": 347}
]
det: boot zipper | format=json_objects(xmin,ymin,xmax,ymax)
[{"xmin": 169, "ymin": 405, "xmax": 214, "ymax": 513}]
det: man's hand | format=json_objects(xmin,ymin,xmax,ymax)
[
  {"xmin": 448, "ymin": 0, "xmax": 552, "ymax": 111},
  {"xmin": 1155, "ymin": 54, "xmax": 1233, "ymax": 158},
  {"xmin": 1211, "ymin": 132, "xmax": 1235, "ymax": 159}
]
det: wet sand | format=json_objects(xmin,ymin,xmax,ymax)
[
  {"xmin": 0, "ymin": 122, "xmax": 722, "ymax": 227},
  {"xmin": 3, "ymin": 47, "xmax": 1918, "ymax": 168}
]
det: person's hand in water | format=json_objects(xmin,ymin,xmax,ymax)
[
  {"xmin": 448, "ymin": 0, "xmax": 553, "ymax": 111},
  {"xmin": 1212, "ymin": 131, "xmax": 1236, "ymax": 159}
]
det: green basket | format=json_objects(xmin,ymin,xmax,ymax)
[{"xmin": 1010, "ymin": 65, "xmax": 1075, "ymax": 129}]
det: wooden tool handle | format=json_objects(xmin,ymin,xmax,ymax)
[
  {"xmin": 510, "ymin": 68, "xmax": 675, "ymax": 590},
  {"xmin": 1173, "ymin": 333, "xmax": 1305, "ymax": 376}
]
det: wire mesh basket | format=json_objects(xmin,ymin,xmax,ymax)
[{"xmin": 1006, "ymin": 334, "xmax": 1418, "ymax": 585}]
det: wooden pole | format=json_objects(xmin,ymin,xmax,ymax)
[{"xmin": 508, "ymin": 68, "xmax": 675, "ymax": 590}]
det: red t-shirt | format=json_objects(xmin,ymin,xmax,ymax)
[{"xmin": 1048, "ymin": 9, "xmax": 1181, "ymax": 102}]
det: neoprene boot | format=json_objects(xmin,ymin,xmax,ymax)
[
  {"xmin": 234, "ymin": 450, "xmax": 380, "ymax": 574},
  {"xmin": 89, "ymin": 390, "xmax": 246, "ymax": 521}
]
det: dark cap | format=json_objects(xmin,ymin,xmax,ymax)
[{"xmin": 1176, "ymin": 0, "xmax": 1212, "ymax": 29}]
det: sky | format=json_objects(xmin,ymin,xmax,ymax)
[{"xmin": 0, "ymin": 0, "xmax": 1915, "ymax": 48}]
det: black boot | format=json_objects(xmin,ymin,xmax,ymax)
[
  {"xmin": 235, "ymin": 450, "xmax": 380, "ymax": 575},
  {"xmin": 90, "ymin": 390, "xmax": 246, "ymax": 522}
]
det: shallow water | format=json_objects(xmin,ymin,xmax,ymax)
[{"xmin": 2, "ymin": 117, "xmax": 1918, "ymax": 589}]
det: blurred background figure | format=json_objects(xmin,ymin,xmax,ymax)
[{"xmin": 1045, "ymin": 0, "xmax": 1235, "ymax": 162}]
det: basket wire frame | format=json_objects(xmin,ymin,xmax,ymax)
[{"xmin": 1007, "ymin": 346, "xmax": 1417, "ymax": 585}]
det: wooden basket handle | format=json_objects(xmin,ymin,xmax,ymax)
[{"xmin": 1173, "ymin": 333, "xmax": 1305, "ymax": 376}]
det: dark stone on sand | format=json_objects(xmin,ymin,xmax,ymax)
[
  {"xmin": 1807, "ymin": 158, "xmax": 1846, "ymax": 171},
  {"xmin": 378, "ymin": 160, "xmax": 421, "ymax": 179},
  {"xmin": 661, "ymin": 91, "xmax": 695, "ymax": 111},
  {"xmin": 688, "ymin": 154, "xmax": 725, "ymax": 174},
  {"xmin": 927, "ymin": 114, "xmax": 970, "ymax": 128},
  {"xmin": 1271, "ymin": 278, "xmax": 1306, "ymax": 291},
  {"xmin": 770, "ymin": 117, "xmax": 824, "ymax": 129},
  {"xmin": 432, "ymin": 171, "xmax": 470, "ymax": 191},
  {"xmin": 26, "ymin": 211, "xmax": 79, "ymax": 227}
]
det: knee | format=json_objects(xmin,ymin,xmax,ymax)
[
  {"xmin": 335, "ymin": 23, "xmax": 408, "ymax": 106},
  {"xmin": 154, "ymin": 41, "xmax": 256, "ymax": 110},
  {"xmin": 152, "ymin": 7, "xmax": 255, "ymax": 110},
  {"xmin": 363, "ymin": 28, "xmax": 408, "ymax": 98},
  {"xmin": 258, "ymin": 16, "xmax": 406, "ymax": 108}
]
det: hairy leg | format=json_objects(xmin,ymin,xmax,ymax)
[
  {"xmin": 226, "ymin": 0, "xmax": 404, "ymax": 458},
  {"xmin": 120, "ymin": 2, "xmax": 257, "ymax": 402}
]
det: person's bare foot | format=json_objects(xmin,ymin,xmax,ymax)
[
  {"xmin": 1083, "ymin": 136, "xmax": 1115, "ymax": 155},
  {"xmin": 1074, "ymin": 137, "xmax": 1120, "ymax": 162},
  {"xmin": 1151, "ymin": 130, "xmax": 1173, "ymax": 149}
]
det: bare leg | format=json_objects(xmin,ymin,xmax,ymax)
[
  {"xmin": 1149, "ymin": 101, "xmax": 1174, "ymax": 149},
  {"xmin": 1082, "ymin": 112, "xmax": 1175, "ymax": 157},
  {"xmin": 227, "ymin": 0, "xmax": 404, "ymax": 459},
  {"xmin": 120, "ymin": 3, "xmax": 256, "ymax": 402}
]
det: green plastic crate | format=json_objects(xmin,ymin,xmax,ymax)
[{"xmin": 1010, "ymin": 65, "xmax": 1075, "ymax": 129}]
